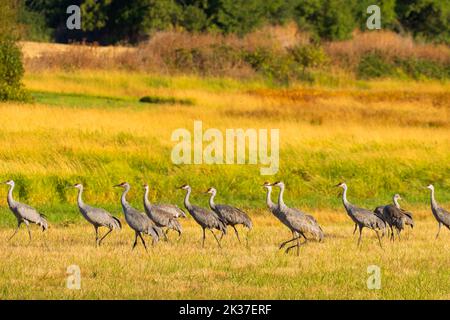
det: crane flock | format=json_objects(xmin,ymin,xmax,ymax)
[{"xmin": 1, "ymin": 179, "xmax": 449, "ymax": 255}]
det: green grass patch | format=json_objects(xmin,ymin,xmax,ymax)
[{"xmin": 31, "ymin": 91, "xmax": 144, "ymax": 108}]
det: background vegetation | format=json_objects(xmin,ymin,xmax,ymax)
[
  {"xmin": 21, "ymin": 0, "xmax": 450, "ymax": 44},
  {"xmin": 0, "ymin": 0, "xmax": 449, "ymax": 300},
  {"xmin": 0, "ymin": 70, "xmax": 449, "ymax": 299},
  {"xmin": 0, "ymin": 70, "xmax": 448, "ymax": 225},
  {"xmin": 0, "ymin": 1, "xmax": 27, "ymax": 101}
]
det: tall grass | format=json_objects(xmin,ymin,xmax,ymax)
[
  {"xmin": 1, "ymin": 218, "xmax": 450, "ymax": 299},
  {"xmin": 21, "ymin": 27, "xmax": 450, "ymax": 83},
  {"xmin": 0, "ymin": 70, "xmax": 448, "ymax": 228}
]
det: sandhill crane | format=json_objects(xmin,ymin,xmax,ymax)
[
  {"xmin": 114, "ymin": 182, "xmax": 162, "ymax": 251},
  {"xmin": 2, "ymin": 180, "xmax": 48, "ymax": 241},
  {"xmin": 426, "ymin": 184, "xmax": 450, "ymax": 239},
  {"xmin": 72, "ymin": 183, "xmax": 121, "ymax": 246},
  {"xmin": 263, "ymin": 181, "xmax": 299, "ymax": 246},
  {"xmin": 336, "ymin": 182, "xmax": 385, "ymax": 247},
  {"xmin": 374, "ymin": 194, "xmax": 414, "ymax": 241},
  {"xmin": 271, "ymin": 181, "xmax": 324, "ymax": 255},
  {"xmin": 206, "ymin": 187, "xmax": 252, "ymax": 244},
  {"xmin": 143, "ymin": 184, "xmax": 182, "ymax": 240},
  {"xmin": 179, "ymin": 184, "xmax": 226, "ymax": 248}
]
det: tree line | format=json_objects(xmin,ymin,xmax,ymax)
[{"xmin": 20, "ymin": 0, "xmax": 450, "ymax": 45}]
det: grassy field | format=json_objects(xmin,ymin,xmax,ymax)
[
  {"xmin": 1, "ymin": 217, "xmax": 450, "ymax": 299},
  {"xmin": 0, "ymin": 69, "xmax": 449, "ymax": 299}
]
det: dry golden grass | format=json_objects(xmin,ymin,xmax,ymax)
[
  {"xmin": 0, "ymin": 69, "xmax": 449, "ymax": 299},
  {"xmin": 325, "ymin": 30, "xmax": 450, "ymax": 66},
  {"xmin": 1, "ymin": 214, "xmax": 449, "ymax": 299}
]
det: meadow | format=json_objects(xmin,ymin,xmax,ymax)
[{"xmin": 0, "ymin": 66, "xmax": 449, "ymax": 299}]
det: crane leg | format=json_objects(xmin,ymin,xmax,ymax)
[
  {"xmin": 286, "ymin": 236, "xmax": 306, "ymax": 255},
  {"xmin": 94, "ymin": 227, "xmax": 99, "ymax": 247},
  {"xmin": 375, "ymin": 230, "xmax": 383, "ymax": 249},
  {"xmin": 8, "ymin": 222, "xmax": 21, "ymax": 241},
  {"xmin": 245, "ymin": 229, "xmax": 251, "ymax": 247},
  {"xmin": 162, "ymin": 229, "xmax": 169, "ymax": 242},
  {"xmin": 353, "ymin": 224, "xmax": 357, "ymax": 235},
  {"xmin": 210, "ymin": 230, "xmax": 222, "ymax": 249},
  {"xmin": 390, "ymin": 226, "xmax": 395, "ymax": 241},
  {"xmin": 232, "ymin": 225, "xmax": 241, "ymax": 244},
  {"xmin": 357, "ymin": 226, "xmax": 363, "ymax": 247},
  {"xmin": 98, "ymin": 228, "xmax": 113, "ymax": 246},
  {"xmin": 202, "ymin": 228, "xmax": 206, "ymax": 248},
  {"xmin": 24, "ymin": 222, "xmax": 32, "ymax": 242},
  {"xmin": 279, "ymin": 231, "xmax": 295, "ymax": 248},
  {"xmin": 435, "ymin": 223, "xmax": 442, "ymax": 239},
  {"xmin": 138, "ymin": 233, "xmax": 148, "ymax": 252},
  {"xmin": 132, "ymin": 232, "xmax": 138, "ymax": 250},
  {"xmin": 279, "ymin": 234, "xmax": 301, "ymax": 249}
]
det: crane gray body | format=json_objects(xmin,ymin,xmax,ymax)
[
  {"xmin": 115, "ymin": 182, "xmax": 162, "ymax": 251},
  {"xmin": 143, "ymin": 184, "xmax": 182, "ymax": 239},
  {"xmin": 374, "ymin": 194, "xmax": 414, "ymax": 241},
  {"xmin": 153, "ymin": 204, "xmax": 187, "ymax": 219},
  {"xmin": 207, "ymin": 187, "xmax": 252, "ymax": 243},
  {"xmin": 337, "ymin": 182, "xmax": 385, "ymax": 247},
  {"xmin": 180, "ymin": 185, "xmax": 226, "ymax": 248},
  {"xmin": 74, "ymin": 184, "xmax": 121, "ymax": 246},
  {"xmin": 427, "ymin": 185, "xmax": 450, "ymax": 239},
  {"xmin": 3, "ymin": 180, "xmax": 48, "ymax": 241}
]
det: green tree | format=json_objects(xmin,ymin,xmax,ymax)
[
  {"xmin": 0, "ymin": 0, "xmax": 27, "ymax": 101},
  {"xmin": 214, "ymin": 0, "xmax": 266, "ymax": 35},
  {"xmin": 396, "ymin": 0, "xmax": 450, "ymax": 44},
  {"xmin": 181, "ymin": 5, "xmax": 209, "ymax": 32},
  {"xmin": 293, "ymin": 0, "xmax": 356, "ymax": 40}
]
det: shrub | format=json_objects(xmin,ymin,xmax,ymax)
[
  {"xmin": 0, "ymin": 1, "xmax": 28, "ymax": 101},
  {"xmin": 396, "ymin": 58, "xmax": 450, "ymax": 80},
  {"xmin": 288, "ymin": 44, "xmax": 330, "ymax": 69},
  {"xmin": 357, "ymin": 52, "xmax": 397, "ymax": 79},
  {"xmin": 242, "ymin": 48, "xmax": 299, "ymax": 85}
]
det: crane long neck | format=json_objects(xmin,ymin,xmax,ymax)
[
  {"xmin": 143, "ymin": 188, "xmax": 154, "ymax": 217},
  {"xmin": 143, "ymin": 188, "xmax": 151, "ymax": 208},
  {"xmin": 430, "ymin": 188, "xmax": 437, "ymax": 208},
  {"xmin": 278, "ymin": 185, "xmax": 286, "ymax": 208},
  {"xmin": 77, "ymin": 187, "xmax": 85, "ymax": 208},
  {"xmin": 7, "ymin": 184, "xmax": 15, "ymax": 206},
  {"xmin": 184, "ymin": 188, "xmax": 192, "ymax": 210},
  {"xmin": 393, "ymin": 197, "xmax": 400, "ymax": 209},
  {"xmin": 209, "ymin": 192, "xmax": 216, "ymax": 210},
  {"xmin": 342, "ymin": 186, "xmax": 350, "ymax": 208},
  {"xmin": 121, "ymin": 186, "xmax": 130, "ymax": 210},
  {"xmin": 265, "ymin": 187, "xmax": 274, "ymax": 210}
]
